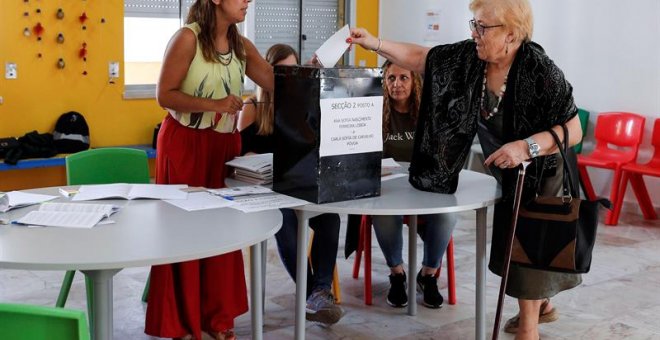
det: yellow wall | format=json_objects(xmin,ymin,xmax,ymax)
[
  {"xmin": 0, "ymin": 1, "xmax": 379, "ymax": 190},
  {"xmin": 0, "ymin": 1, "xmax": 163, "ymax": 190},
  {"xmin": 0, "ymin": 0, "xmax": 164, "ymax": 146},
  {"xmin": 355, "ymin": 0, "xmax": 379, "ymax": 67}
]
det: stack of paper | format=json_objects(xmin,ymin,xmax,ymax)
[
  {"xmin": 380, "ymin": 158, "xmax": 407, "ymax": 182},
  {"xmin": 0, "ymin": 191, "xmax": 58, "ymax": 213},
  {"xmin": 72, "ymin": 184, "xmax": 188, "ymax": 201},
  {"xmin": 15, "ymin": 202, "xmax": 118, "ymax": 228},
  {"xmin": 226, "ymin": 153, "xmax": 273, "ymax": 185},
  {"xmin": 209, "ymin": 185, "xmax": 309, "ymax": 213},
  {"xmin": 209, "ymin": 185, "xmax": 274, "ymax": 199}
]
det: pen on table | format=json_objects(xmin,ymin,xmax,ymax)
[{"xmin": 220, "ymin": 195, "xmax": 234, "ymax": 201}]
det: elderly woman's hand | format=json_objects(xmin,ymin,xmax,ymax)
[
  {"xmin": 348, "ymin": 27, "xmax": 380, "ymax": 52},
  {"xmin": 484, "ymin": 140, "xmax": 529, "ymax": 169}
]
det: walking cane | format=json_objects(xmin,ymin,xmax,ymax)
[{"xmin": 492, "ymin": 161, "xmax": 530, "ymax": 340}]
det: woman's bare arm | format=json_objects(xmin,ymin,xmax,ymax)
[
  {"xmin": 244, "ymin": 37, "xmax": 274, "ymax": 92},
  {"xmin": 349, "ymin": 27, "xmax": 429, "ymax": 74}
]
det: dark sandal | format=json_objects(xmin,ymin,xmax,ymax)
[{"xmin": 503, "ymin": 298, "xmax": 559, "ymax": 334}]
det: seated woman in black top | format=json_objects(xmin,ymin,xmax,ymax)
[
  {"xmin": 237, "ymin": 44, "xmax": 296, "ymax": 154},
  {"xmin": 237, "ymin": 44, "xmax": 344, "ymax": 325}
]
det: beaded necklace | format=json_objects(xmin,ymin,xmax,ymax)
[
  {"xmin": 216, "ymin": 49, "xmax": 233, "ymax": 66},
  {"xmin": 479, "ymin": 63, "xmax": 509, "ymax": 120}
]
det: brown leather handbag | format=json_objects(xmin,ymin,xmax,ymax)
[{"xmin": 511, "ymin": 126, "xmax": 610, "ymax": 274}]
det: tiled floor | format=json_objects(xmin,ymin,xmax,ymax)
[{"xmin": 1, "ymin": 206, "xmax": 659, "ymax": 339}]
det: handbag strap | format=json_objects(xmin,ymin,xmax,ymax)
[{"xmin": 547, "ymin": 126, "xmax": 579, "ymax": 198}]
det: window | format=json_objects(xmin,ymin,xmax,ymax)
[
  {"xmin": 124, "ymin": 0, "xmax": 185, "ymax": 97},
  {"xmin": 124, "ymin": 0, "xmax": 249, "ymax": 98},
  {"xmin": 253, "ymin": 0, "xmax": 345, "ymax": 62}
]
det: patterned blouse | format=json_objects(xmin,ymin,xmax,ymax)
[{"xmin": 169, "ymin": 22, "xmax": 246, "ymax": 133}]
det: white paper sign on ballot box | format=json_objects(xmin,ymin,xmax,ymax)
[{"xmin": 319, "ymin": 96, "xmax": 384, "ymax": 157}]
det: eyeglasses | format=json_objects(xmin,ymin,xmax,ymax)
[{"xmin": 469, "ymin": 19, "xmax": 504, "ymax": 37}]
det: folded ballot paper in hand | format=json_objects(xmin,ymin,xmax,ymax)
[
  {"xmin": 314, "ymin": 24, "xmax": 351, "ymax": 68},
  {"xmin": 71, "ymin": 183, "xmax": 188, "ymax": 201},
  {"xmin": 15, "ymin": 202, "xmax": 119, "ymax": 228},
  {"xmin": 0, "ymin": 191, "xmax": 58, "ymax": 213}
]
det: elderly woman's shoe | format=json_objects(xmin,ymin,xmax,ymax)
[{"xmin": 504, "ymin": 299, "xmax": 559, "ymax": 334}]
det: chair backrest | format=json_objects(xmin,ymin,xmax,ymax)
[
  {"xmin": 574, "ymin": 108, "xmax": 590, "ymax": 154},
  {"xmin": 0, "ymin": 303, "xmax": 90, "ymax": 340},
  {"xmin": 651, "ymin": 118, "xmax": 660, "ymax": 163},
  {"xmin": 652, "ymin": 119, "xmax": 660, "ymax": 149},
  {"xmin": 593, "ymin": 112, "xmax": 646, "ymax": 160},
  {"xmin": 65, "ymin": 148, "xmax": 150, "ymax": 185}
]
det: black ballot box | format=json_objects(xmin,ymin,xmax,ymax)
[{"xmin": 273, "ymin": 66, "xmax": 384, "ymax": 204}]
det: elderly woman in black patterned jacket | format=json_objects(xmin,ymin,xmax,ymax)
[{"xmin": 349, "ymin": 0, "xmax": 581, "ymax": 339}]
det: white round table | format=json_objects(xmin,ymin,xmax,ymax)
[
  {"xmin": 0, "ymin": 187, "xmax": 282, "ymax": 340},
  {"xmin": 291, "ymin": 170, "xmax": 500, "ymax": 340}
]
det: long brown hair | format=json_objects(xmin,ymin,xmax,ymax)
[
  {"xmin": 186, "ymin": 0, "xmax": 246, "ymax": 63},
  {"xmin": 254, "ymin": 44, "xmax": 299, "ymax": 135},
  {"xmin": 382, "ymin": 60, "xmax": 423, "ymax": 135}
]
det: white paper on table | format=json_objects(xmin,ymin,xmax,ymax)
[
  {"xmin": 381, "ymin": 158, "xmax": 401, "ymax": 168},
  {"xmin": 15, "ymin": 202, "xmax": 117, "ymax": 228},
  {"xmin": 0, "ymin": 191, "xmax": 59, "ymax": 212},
  {"xmin": 208, "ymin": 186, "xmax": 273, "ymax": 199},
  {"xmin": 381, "ymin": 173, "xmax": 407, "ymax": 182},
  {"xmin": 319, "ymin": 96, "xmax": 383, "ymax": 157},
  {"xmin": 128, "ymin": 184, "xmax": 188, "ymax": 200},
  {"xmin": 164, "ymin": 192, "xmax": 235, "ymax": 212},
  {"xmin": 72, "ymin": 184, "xmax": 188, "ymax": 201},
  {"xmin": 314, "ymin": 24, "xmax": 351, "ymax": 68},
  {"xmin": 229, "ymin": 193, "xmax": 309, "ymax": 213}
]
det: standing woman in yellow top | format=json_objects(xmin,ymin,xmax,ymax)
[{"xmin": 145, "ymin": 1, "xmax": 273, "ymax": 339}]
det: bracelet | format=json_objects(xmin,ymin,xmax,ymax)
[{"xmin": 373, "ymin": 38, "xmax": 382, "ymax": 53}]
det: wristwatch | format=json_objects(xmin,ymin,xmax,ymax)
[{"xmin": 525, "ymin": 137, "xmax": 541, "ymax": 158}]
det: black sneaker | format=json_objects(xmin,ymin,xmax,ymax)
[
  {"xmin": 416, "ymin": 270, "xmax": 443, "ymax": 309},
  {"xmin": 386, "ymin": 272, "xmax": 408, "ymax": 307}
]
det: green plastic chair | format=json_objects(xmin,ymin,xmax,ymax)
[
  {"xmin": 0, "ymin": 303, "xmax": 90, "ymax": 340},
  {"xmin": 574, "ymin": 108, "xmax": 590, "ymax": 154},
  {"xmin": 56, "ymin": 148, "xmax": 152, "ymax": 330}
]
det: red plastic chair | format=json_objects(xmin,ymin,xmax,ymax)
[
  {"xmin": 577, "ymin": 112, "xmax": 646, "ymax": 225},
  {"xmin": 610, "ymin": 118, "xmax": 660, "ymax": 225},
  {"xmin": 352, "ymin": 215, "xmax": 457, "ymax": 305}
]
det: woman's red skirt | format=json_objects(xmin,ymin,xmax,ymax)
[{"xmin": 145, "ymin": 115, "xmax": 247, "ymax": 339}]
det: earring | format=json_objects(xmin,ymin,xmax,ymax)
[{"xmin": 505, "ymin": 43, "xmax": 509, "ymax": 55}]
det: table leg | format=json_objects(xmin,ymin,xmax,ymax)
[
  {"xmin": 407, "ymin": 215, "xmax": 418, "ymax": 316},
  {"xmin": 294, "ymin": 210, "xmax": 311, "ymax": 340},
  {"xmin": 81, "ymin": 269, "xmax": 120, "ymax": 340},
  {"xmin": 475, "ymin": 207, "xmax": 488, "ymax": 340},
  {"xmin": 261, "ymin": 240, "xmax": 267, "ymax": 317},
  {"xmin": 250, "ymin": 243, "xmax": 263, "ymax": 340}
]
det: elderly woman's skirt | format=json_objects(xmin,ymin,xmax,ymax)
[{"xmin": 491, "ymin": 156, "xmax": 582, "ymax": 299}]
